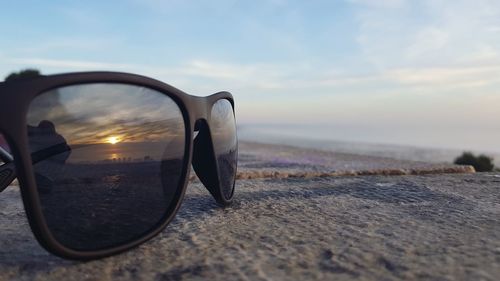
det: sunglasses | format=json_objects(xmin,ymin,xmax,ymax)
[{"xmin": 0, "ymin": 72, "xmax": 237, "ymax": 260}]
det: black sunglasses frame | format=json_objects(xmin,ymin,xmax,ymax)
[{"xmin": 0, "ymin": 71, "xmax": 236, "ymax": 260}]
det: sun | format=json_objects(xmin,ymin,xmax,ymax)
[{"xmin": 106, "ymin": 136, "xmax": 120, "ymax": 145}]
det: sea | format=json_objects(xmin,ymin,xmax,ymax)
[{"xmin": 237, "ymin": 124, "xmax": 500, "ymax": 167}]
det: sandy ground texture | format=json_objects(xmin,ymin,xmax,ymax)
[
  {"xmin": 1, "ymin": 172, "xmax": 500, "ymax": 281},
  {"xmin": 236, "ymin": 142, "xmax": 475, "ymax": 179}
]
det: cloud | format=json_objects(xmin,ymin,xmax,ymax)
[
  {"xmin": 28, "ymin": 84, "xmax": 185, "ymax": 145},
  {"xmin": 388, "ymin": 65, "xmax": 500, "ymax": 86},
  {"xmin": 406, "ymin": 27, "xmax": 449, "ymax": 58},
  {"xmin": 351, "ymin": 0, "xmax": 500, "ymax": 69},
  {"xmin": 9, "ymin": 55, "xmax": 499, "ymax": 101}
]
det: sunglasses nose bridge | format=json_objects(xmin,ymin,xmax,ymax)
[{"xmin": 189, "ymin": 96, "xmax": 211, "ymax": 122}]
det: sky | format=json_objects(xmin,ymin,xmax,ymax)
[{"xmin": 1, "ymin": 0, "xmax": 499, "ymax": 152}]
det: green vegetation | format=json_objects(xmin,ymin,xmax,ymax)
[
  {"xmin": 454, "ymin": 152, "xmax": 495, "ymax": 172},
  {"xmin": 4, "ymin": 69, "xmax": 41, "ymax": 82}
]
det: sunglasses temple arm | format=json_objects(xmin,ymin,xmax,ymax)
[
  {"xmin": 0, "ymin": 146, "xmax": 13, "ymax": 162},
  {"xmin": 0, "ymin": 146, "xmax": 15, "ymax": 192},
  {"xmin": 0, "ymin": 162, "xmax": 16, "ymax": 192},
  {"xmin": 30, "ymin": 143, "xmax": 71, "ymax": 164},
  {"xmin": 0, "ymin": 143, "xmax": 72, "ymax": 192}
]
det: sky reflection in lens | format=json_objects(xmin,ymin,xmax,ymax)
[
  {"xmin": 28, "ymin": 83, "xmax": 184, "ymax": 146},
  {"xmin": 211, "ymin": 99, "xmax": 237, "ymax": 200},
  {"xmin": 28, "ymin": 83, "xmax": 185, "ymax": 163}
]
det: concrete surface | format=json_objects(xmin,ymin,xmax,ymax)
[
  {"xmin": 1, "ymin": 173, "xmax": 500, "ymax": 281},
  {"xmin": 237, "ymin": 142, "xmax": 475, "ymax": 179},
  {"xmin": 0, "ymin": 142, "xmax": 498, "ymax": 281}
]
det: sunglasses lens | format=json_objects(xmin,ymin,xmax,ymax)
[
  {"xmin": 210, "ymin": 99, "xmax": 237, "ymax": 200},
  {"xmin": 27, "ymin": 83, "xmax": 186, "ymax": 251}
]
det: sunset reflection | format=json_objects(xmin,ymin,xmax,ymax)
[
  {"xmin": 27, "ymin": 83, "xmax": 187, "ymax": 163},
  {"xmin": 107, "ymin": 136, "xmax": 120, "ymax": 145},
  {"xmin": 110, "ymin": 153, "xmax": 120, "ymax": 160}
]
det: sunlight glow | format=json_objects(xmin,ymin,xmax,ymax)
[{"xmin": 106, "ymin": 136, "xmax": 120, "ymax": 145}]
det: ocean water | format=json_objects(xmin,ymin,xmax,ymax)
[
  {"xmin": 237, "ymin": 124, "xmax": 500, "ymax": 167},
  {"xmin": 67, "ymin": 140, "xmax": 184, "ymax": 163}
]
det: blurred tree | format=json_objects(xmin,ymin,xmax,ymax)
[
  {"xmin": 454, "ymin": 152, "xmax": 494, "ymax": 172},
  {"xmin": 4, "ymin": 69, "xmax": 41, "ymax": 82}
]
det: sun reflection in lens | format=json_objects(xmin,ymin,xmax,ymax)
[{"xmin": 107, "ymin": 136, "xmax": 120, "ymax": 145}]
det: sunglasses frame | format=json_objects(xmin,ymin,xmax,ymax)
[{"xmin": 0, "ymin": 71, "xmax": 236, "ymax": 260}]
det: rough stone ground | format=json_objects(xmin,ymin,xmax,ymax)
[
  {"xmin": 0, "ymin": 142, "xmax": 499, "ymax": 281},
  {"xmin": 236, "ymin": 142, "xmax": 474, "ymax": 179}
]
